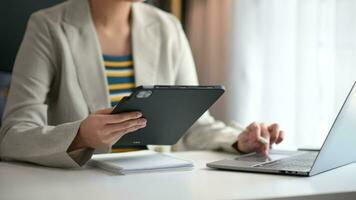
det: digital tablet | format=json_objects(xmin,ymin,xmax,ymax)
[{"xmin": 111, "ymin": 85, "xmax": 225, "ymax": 146}]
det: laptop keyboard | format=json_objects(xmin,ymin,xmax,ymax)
[{"xmin": 254, "ymin": 152, "xmax": 318, "ymax": 171}]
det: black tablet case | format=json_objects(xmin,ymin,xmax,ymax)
[{"xmin": 111, "ymin": 86, "xmax": 225, "ymax": 146}]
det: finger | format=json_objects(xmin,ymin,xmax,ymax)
[
  {"xmin": 95, "ymin": 107, "xmax": 114, "ymax": 114},
  {"xmin": 246, "ymin": 122, "xmax": 265, "ymax": 152},
  {"xmin": 110, "ymin": 124, "xmax": 147, "ymax": 145},
  {"xmin": 247, "ymin": 122, "xmax": 261, "ymax": 144},
  {"xmin": 104, "ymin": 118, "xmax": 147, "ymax": 134},
  {"xmin": 246, "ymin": 122, "xmax": 261, "ymax": 138},
  {"xmin": 120, "ymin": 124, "xmax": 146, "ymax": 136},
  {"xmin": 276, "ymin": 130, "xmax": 285, "ymax": 144},
  {"xmin": 247, "ymin": 121, "xmax": 259, "ymax": 132},
  {"xmin": 269, "ymin": 123, "xmax": 280, "ymax": 145},
  {"xmin": 259, "ymin": 123, "xmax": 270, "ymax": 155},
  {"xmin": 102, "ymin": 112, "xmax": 143, "ymax": 124}
]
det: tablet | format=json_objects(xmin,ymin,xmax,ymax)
[{"xmin": 111, "ymin": 85, "xmax": 225, "ymax": 146}]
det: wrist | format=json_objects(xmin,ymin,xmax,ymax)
[{"xmin": 68, "ymin": 130, "xmax": 86, "ymax": 152}]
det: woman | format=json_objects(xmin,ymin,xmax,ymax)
[{"xmin": 0, "ymin": 0, "xmax": 284, "ymax": 168}]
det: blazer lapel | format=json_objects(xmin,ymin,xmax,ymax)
[
  {"xmin": 62, "ymin": 0, "xmax": 110, "ymax": 113},
  {"xmin": 61, "ymin": 0, "xmax": 160, "ymax": 113},
  {"xmin": 131, "ymin": 4, "xmax": 160, "ymax": 86}
]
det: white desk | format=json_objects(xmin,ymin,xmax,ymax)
[{"xmin": 1, "ymin": 151, "xmax": 356, "ymax": 200}]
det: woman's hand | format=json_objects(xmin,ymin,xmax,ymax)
[
  {"xmin": 235, "ymin": 122, "xmax": 284, "ymax": 155},
  {"xmin": 69, "ymin": 108, "xmax": 146, "ymax": 151}
]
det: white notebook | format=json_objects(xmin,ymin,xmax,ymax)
[{"xmin": 89, "ymin": 150, "xmax": 194, "ymax": 174}]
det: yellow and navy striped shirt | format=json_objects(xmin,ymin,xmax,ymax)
[{"xmin": 103, "ymin": 54, "xmax": 136, "ymax": 107}]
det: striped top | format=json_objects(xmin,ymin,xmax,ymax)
[{"xmin": 103, "ymin": 55, "xmax": 136, "ymax": 107}]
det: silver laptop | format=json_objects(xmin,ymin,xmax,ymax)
[{"xmin": 207, "ymin": 82, "xmax": 356, "ymax": 176}]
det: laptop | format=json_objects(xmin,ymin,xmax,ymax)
[{"xmin": 207, "ymin": 82, "xmax": 356, "ymax": 176}]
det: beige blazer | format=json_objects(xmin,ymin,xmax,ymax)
[{"xmin": 0, "ymin": 0, "xmax": 242, "ymax": 168}]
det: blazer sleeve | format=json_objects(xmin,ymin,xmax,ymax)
[
  {"xmin": 171, "ymin": 17, "xmax": 244, "ymax": 153},
  {"xmin": 0, "ymin": 12, "xmax": 93, "ymax": 168}
]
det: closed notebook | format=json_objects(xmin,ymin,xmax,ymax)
[{"xmin": 89, "ymin": 150, "xmax": 194, "ymax": 174}]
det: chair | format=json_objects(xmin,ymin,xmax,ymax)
[{"xmin": 0, "ymin": 72, "xmax": 11, "ymax": 123}]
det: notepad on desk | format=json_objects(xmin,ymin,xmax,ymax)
[{"xmin": 89, "ymin": 150, "xmax": 194, "ymax": 174}]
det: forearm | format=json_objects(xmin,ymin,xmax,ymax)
[
  {"xmin": 0, "ymin": 120, "xmax": 93, "ymax": 168},
  {"xmin": 182, "ymin": 112, "xmax": 244, "ymax": 153}
]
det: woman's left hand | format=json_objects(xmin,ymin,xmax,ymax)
[{"xmin": 234, "ymin": 122, "xmax": 284, "ymax": 155}]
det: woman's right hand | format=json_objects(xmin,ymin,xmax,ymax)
[{"xmin": 68, "ymin": 108, "xmax": 147, "ymax": 151}]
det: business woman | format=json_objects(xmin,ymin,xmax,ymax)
[{"xmin": 0, "ymin": 0, "xmax": 284, "ymax": 168}]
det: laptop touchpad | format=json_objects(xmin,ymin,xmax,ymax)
[
  {"xmin": 235, "ymin": 150, "xmax": 298, "ymax": 164},
  {"xmin": 236, "ymin": 153, "xmax": 290, "ymax": 162}
]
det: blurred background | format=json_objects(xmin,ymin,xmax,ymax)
[{"xmin": 1, "ymin": 0, "xmax": 356, "ymax": 150}]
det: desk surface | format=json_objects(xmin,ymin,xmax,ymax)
[{"xmin": 1, "ymin": 151, "xmax": 356, "ymax": 200}]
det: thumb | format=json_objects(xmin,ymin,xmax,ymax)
[{"xmin": 95, "ymin": 107, "xmax": 114, "ymax": 114}]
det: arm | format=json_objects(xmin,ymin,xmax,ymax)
[
  {"xmin": 0, "ymin": 12, "xmax": 91, "ymax": 167},
  {"xmin": 171, "ymin": 17, "xmax": 285, "ymax": 154}
]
